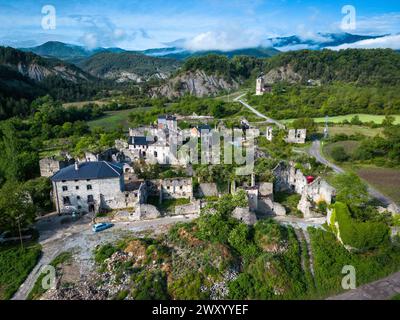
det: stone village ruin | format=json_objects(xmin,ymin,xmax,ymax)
[{"xmin": 40, "ymin": 113, "xmax": 337, "ymax": 226}]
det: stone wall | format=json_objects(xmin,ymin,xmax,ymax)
[
  {"xmin": 174, "ymin": 200, "xmax": 201, "ymax": 216},
  {"xmin": 286, "ymin": 129, "xmax": 307, "ymax": 144},
  {"xmin": 148, "ymin": 178, "xmax": 193, "ymax": 200},
  {"xmin": 131, "ymin": 204, "xmax": 161, "ymax": 221},
  {"xmin": 40, "ymin": 158, "xmax": 74, "ymax": 177},
  {"xmin": 232, "ymin": 207, "xmax": 257, "ymax": 225},
  {"xmin": 197, "ymin": 183, "xmax": 219, "ymax": 198}
]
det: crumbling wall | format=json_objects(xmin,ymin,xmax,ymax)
[
  {"xmin": 232, "ymin": 207, "xmax": 258, "ymax": 225},
  {"xmin": 131, "ymin": 204, "xmax": 161, "ymax": 221},
  {"xmin": 286, "ymin": 129, "xmax": 307, "ymax": 144},
  {"xmin": 197, "ymin": 183, "xmax": 219, "ymax": 198},
  {"xmin": 174, "ymin": 200, "xmax": 201, "ymax": 216}
]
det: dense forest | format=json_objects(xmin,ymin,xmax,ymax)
[
  {"xmin": 182, "ymin": 54, "xmax": 265, "ymax": 80},
  {"xmin": 78, "ymin": 52, "xmax": 182, "ymax": 79},
  {"xmin": 247, "ymin": 83, "xmax": 400, "ymax": 119},
  {"xmin": 264, "ymin": 48, "xmax": 400, "ymax": 86}
]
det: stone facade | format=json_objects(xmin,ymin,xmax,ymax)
[
  {"xmin": 197, "ymin": 183, "xmax": 219, "ymax": 198},
  {"xmin": 232, "ymin": 207, "xmax": 258, "ymax": 225},
  {"xmin": 286, "ymin": 129, "xmax": 307, "ymax": 144},
  {"xmin": 175, "ymin": 200, "xmax": 201, "ymax": 216},
  {"xmin": 40, "ymin": 157, "xmax": 74, "ymax": 177},
  {"xmin": 51, "ymin": 162, "xmax": 146, "ymax": 215},
  {"xmin": 131, "ymin": 204, "xmax": 161, "ymax": 221},
  {"xmin": 147, "ymin": 178, "xmax": 193, "ymax": 201}
]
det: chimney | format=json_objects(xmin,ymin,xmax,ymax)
[{"xmin": 74, "ymin": 162, "xmax": 79, "ymax": 171}]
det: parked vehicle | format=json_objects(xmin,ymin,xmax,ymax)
[{"xmin": 92, "ymin": 223, "xmax": 114, "ymax": 233}]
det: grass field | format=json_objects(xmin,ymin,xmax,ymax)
[
  {"xmin": 88, "ymin": 107, "xmax": 153, "ymax": 130},
  {"xmin": 283, "ymin": 114, "xmax": 400, "ymax": 125},
  {"xmin": 0, "ymin": 242, "xmax": 42, "ymax": 300},
  {"xmin": 357, "ymin": 167, "xmax": 400, "ymax": 205},
  {"xmin": 318, "ymin": 125, "xmax": 383, "ymax": 137}
]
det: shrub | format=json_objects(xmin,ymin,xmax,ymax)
[
  {"xmin": 331, "ymin": 202, "xmax": 390, "ymax": 250},
  {"xmin": 331, "ymin": 146, "xmax": 350, "ymax": 162}
]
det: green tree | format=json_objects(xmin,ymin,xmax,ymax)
[
  {"xmin": 330, "ymin": 146, "xmax": 350, "ymax": 162},
  {"xmin": 333, "ymin": 173, "xmax": 369, "ymax": 207},
  {"xmin": 0, "ymin": 181, "xmax": 36, "ymax": 233}
]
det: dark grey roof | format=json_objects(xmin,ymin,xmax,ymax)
[
  {"xmin": 158, "ymin": 115, "xmax": 176, "ymax": 121},
  {"xmin": 51, "ymin": 161, "xmax": 123, "ymax": 182},
  {"xmin": 128, "ymin": 136, "xmax": 148, "ymax": 146}
]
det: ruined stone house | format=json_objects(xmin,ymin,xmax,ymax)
[
  {"xmin": 40, "ymin": 157, "xmax": 75, "ymax": 178},
  {"xmin": 51, "ymin": 161, "xmax": 145, "ymax": 215},
  {"xmin": 273, "ymin": 161, "xmax": 336, "ymax": 218},
  {"xmin": 147, "ymin": 178, "xmax": 193, "ymax": 202},
  {"xmin": 286, "ymin": 129, "xmax": 307, "ymax": 144}
]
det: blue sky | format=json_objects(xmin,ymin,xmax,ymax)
[{"xmin": 0, "ymin": 0, "xmax": 399, "ymax": 50}]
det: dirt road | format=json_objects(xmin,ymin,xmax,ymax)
[{"xmin": 12, "ymin": 213, "xmax": 197, "ymax": 300}]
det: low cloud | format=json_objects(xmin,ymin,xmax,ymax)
[
  {"xmin": 183, "ymin": 29, "xmax": 267, "ymax": 51},
  {"xmin": 328, "ymin": 34, "xmax": 400, "ymax": 50},
  {"xmin": 70, "ymin": 15, "xmax": 129, "ymax": 49}
]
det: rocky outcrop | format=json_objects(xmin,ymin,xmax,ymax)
[
  {"xmin": 13, "ymin": 61, "xmax": 90, "ymax": 83},
  {"xmin": 263, "ymin": 65, "xmax": 302, "ymax": 84},
  {"xmin": 151, "ymin": 70, "xmax": 240, "ymax": 98},
  {"xmin": 102, "ymin": 70, "xmax": 170, "ymax": 83}
]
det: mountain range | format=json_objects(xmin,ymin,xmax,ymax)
[{"xmin": 18, "ymin": 33, "xmax": 388, "ymax": 63}]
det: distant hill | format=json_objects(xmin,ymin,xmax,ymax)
[
  {"xmin": 0, "ymin": 46, "xmax": 106, "ymax": 104},
  {"xmin": 143, "ymin": 47, "xmax": 280, "ymax": 60},
  {"xmin": 22, "ymin": 41, "xmax": 279, "ymax": 63},
  {"xmin": 0, "ymin": 46, "xmax": 92, "ymax": 83},
  {"xmin": 261, "ymin": 48, "xmax": 400, "ymax": 86},
  {"xmin": 77, "ymin": 52, "xmax": 182, "ymax": 83},
  {"xmin": 21, "ymin": 41, "xmax": 127, "ymax": 63}
]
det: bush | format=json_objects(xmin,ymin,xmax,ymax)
[
  {"xmin": 94, "ymin": 244, "xmax": 118, "ymax": 264},
  {"xmin": 330, "ymin": 202, "xmax": 390, "ymax": 250},
  {"xmin": 331, "ymin": 146, "xmax": 350, "ymax": 162}
]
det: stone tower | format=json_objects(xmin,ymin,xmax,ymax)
[{"xmin": 256, "ymin": 77, "xmax": 264, "ymax": 96}]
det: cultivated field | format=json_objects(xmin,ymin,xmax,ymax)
[
  {"xmin": 284, "ymin": 114, "xmax": 400, "ymax": 125},
  {"xmin": 318, "ymin": 125, "xmax": 383, "ymax": 137},
  {"xmin": 357, "ymin": 167, "xmax": 400, "ymax": 205}
]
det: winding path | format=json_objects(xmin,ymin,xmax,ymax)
[
  {"xmin": 12, "ymin": 213, "xmax": 198, "ymax": 300},
  {"xmin": 308, "ymin": 140, "xmax": 396, "ymax": 207},
  {"xmin": 234, "ymin": 94, "xmax": 286, "ymax": 129}
]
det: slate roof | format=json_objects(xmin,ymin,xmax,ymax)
[
  {"xmin": 51, "ymin": 161, "xmax": 123, "ymax": 182},
  {"xmin": 128, "ymin": 136, "xmax": 149, "ymax": 146},
  {"xmin": 158, "ymin": 115, "xmax": 176, "ymax": 121}
]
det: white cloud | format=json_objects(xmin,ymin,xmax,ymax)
[
  {"xmin": 327, "ymin": 34, "xmax": 400, "ymax": 50},
  {"xmin": 183, "ymin": 28, "xmax": 266, "ymax": 51}
]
